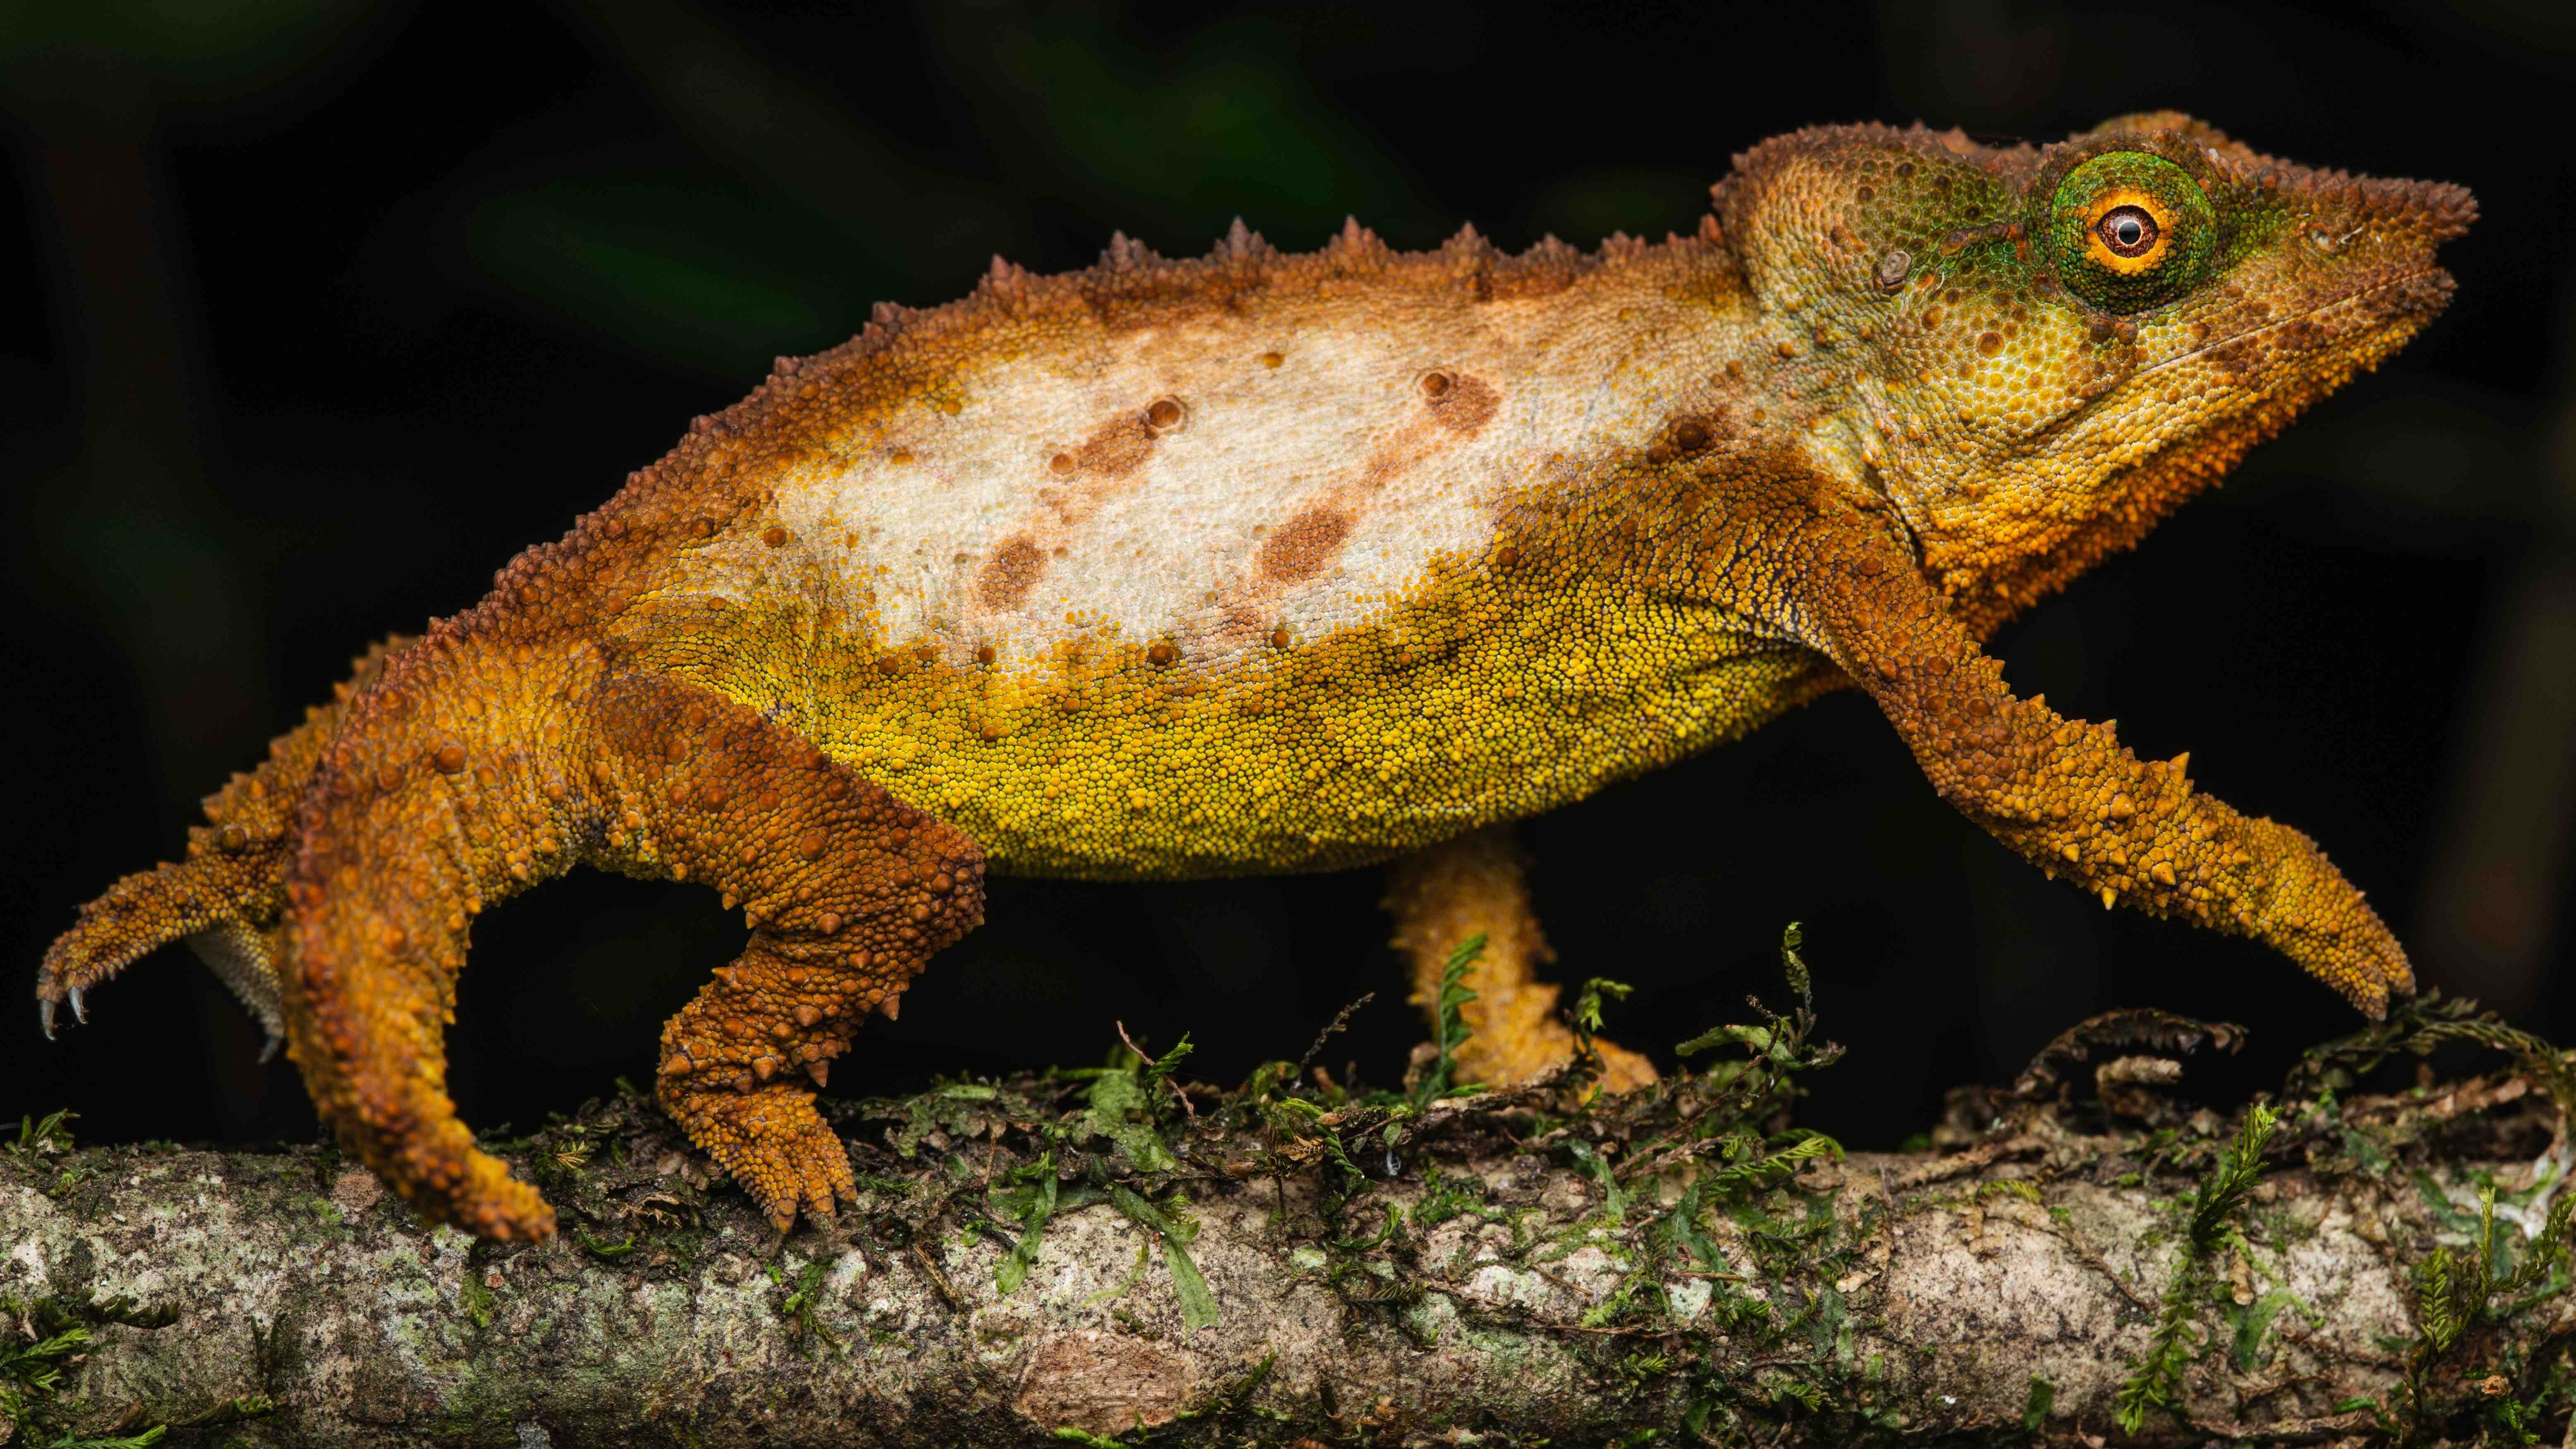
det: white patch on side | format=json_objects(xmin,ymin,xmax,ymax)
[{"xmin": 687, "ymin": 280, "xmax": 1720, "ymax": 676}]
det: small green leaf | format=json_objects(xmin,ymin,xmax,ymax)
[
  {"xmin": 1109, "ymin": 1184, "xmax": 1218, "ymax": 1329},
  {"xmin": 1412, "ymin": 933, "xmax": 1484, "ymax": 1110},
  {"xmin": 1677, "ymin": 1024, "xmax": 1772, "ymax": 1058},
  {"xmin": 2231, "ymin": 1289, "xmax": 2298, "ymax": 1371},
  {"xmin": 573, "ymin": 1227, "xmax": 638, "ymax": 1260},
  {"xmin": 1084, "ymin": 1063, "xmax": 1177, "ymax": 1173},
  {"xmin": 994, "ymin": 1153, "xmax": 1060, "ymax": 1296},
  {"xmin": 2021, "ymin": 1375, "xmax": 2055, "ymax": 1433},
  {"xmin": 1159, "ymin": 1235, "xmax": 1219, "ymax": 1331},
  {"xmin": 1778, "ymin": 921, "xmax": 1811, "ymax": 1004},
  {"xmin": 1573, "ymin": 977, "xmax": 1633, "ymax": 1036}
]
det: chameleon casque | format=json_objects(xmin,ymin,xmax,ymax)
[{"xmin": 38, "ymin": 114, "xmax": 2469, "ymax": 1242}]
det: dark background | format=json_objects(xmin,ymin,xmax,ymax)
[{"xmin": 5, "ymin": 0, "xmax": 2570, "ymax": 1154}]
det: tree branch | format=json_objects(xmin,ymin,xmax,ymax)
[{"xmin": 3, "ymin": 1000, "xmax": 2570, "ymax": 1447}]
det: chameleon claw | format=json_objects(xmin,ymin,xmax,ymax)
[
  {"xmin": 69, "ymin": 987, "xmax": 88, "ymax": 1026},
  {"xmin": 38, "ymin": 996, "xmax": 55, "ymax": 1040},
  {"xmin": 259, "ymin": 1030, "xmax": 284, "ymax": 1065}
]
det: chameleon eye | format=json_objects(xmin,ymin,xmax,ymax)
[
  {"xmin": 2097, "ymin": 205, "xmax": 2158, "ymax": 257},
  {"xmin": 2040, "ymin": 151, "xmax": 2217, "ymax": 314}
]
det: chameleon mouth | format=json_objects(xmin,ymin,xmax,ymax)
[{"xmin": 2129, "ymin": 266, "xmax": 2453, "ymax": 387}]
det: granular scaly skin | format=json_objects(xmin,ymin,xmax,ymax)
[
  {"xmin": 38, "ymin": 636, "xmax": 412, "ymax": 1055},
  {"xmin": 40, "ymin": 114, "xmax": 2469, "ymax": 1239},
  {"xmin": 590, "ymin": 676, "xmax": 983, "ymax": 1230},
  {"xmin": 1385, "ymin": 826, "xmax": 1656, "ymax": 1092}
]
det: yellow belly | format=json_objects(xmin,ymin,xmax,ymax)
[{"xmin": 631, "ymin": 555, "xmax": 1836, "ymax": 878}]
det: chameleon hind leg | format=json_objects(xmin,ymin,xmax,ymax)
[
  {"xmin": 588, "ymin": 676, "xmax": 987, "ymax": 1231},
  {"xmin": 274, "ymin": 645, "xmax": 985, "ymax": 1240},
  {"xmin": 39, "ymin": 636, "xmax": 413, "ymax": 1057},
  {"xmin": 1384, "ymin": 825, "xmax": 1657, "ymax": 1092}
]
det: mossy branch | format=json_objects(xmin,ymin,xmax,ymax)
[{"xmin": 2, "ymin": 979, "xmax": 2569, "ymax": 1448}]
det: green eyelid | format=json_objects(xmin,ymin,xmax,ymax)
[{"xmin": 2040, "ymin": 151, "xmax": 2219, "ymax": 315}]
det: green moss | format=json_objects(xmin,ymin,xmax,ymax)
[
  {"xmin": 142, "ymin": 939, "xmax": 2534, "ymax": 1447},
  {"xmin": 767, "ymin": 1258, "xmax": 841, "ymax": 1355},
  {"xmin": 0, "ymin": 1296, "xmax": 171, "ymax": 1447},
  {"xmin": 1410, "ymin": 933, "xmax": 1487, "ymax": 1110},
  {"xmin": 2, "ymin": 1108, "xmax": 78, "ymax": 1161},
  {"xmin": 2114, "ymin": 1103, "xmax": 2279, "ymax": 1433},
  {"xmin": 458, "ymin": 1275, "xmax": 495, "ymax": 1330}
]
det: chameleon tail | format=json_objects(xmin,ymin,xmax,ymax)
[
  {"xmin": 276, "ymin": 622, "xmax": 594, "ymax": 1240},
  {"xmin": 38, "ymin": 637, "xmax": 415, "ymax": 1058}
]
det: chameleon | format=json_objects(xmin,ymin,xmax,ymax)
[{"xmin": 37, "ymin": 113, "xmax": 2468, "ymax": 1242}]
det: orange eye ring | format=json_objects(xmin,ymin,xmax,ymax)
[{"xmin": 2080, "ymin": 187, "xmax": 2176, "ymax": 276}]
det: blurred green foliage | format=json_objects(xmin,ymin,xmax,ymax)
[
  {"xmin": 965, "ymin": 9, "xmax": 1415, "ymax": 235},
  {"xmin": 466, "ymin": 180, "xmax": 844, "ymax": 376},
  {"xmin": 461, "ymin": 3, "xmax": 1449, "ymax": 377},
  {"xmin": 0, "ymin": 0, "xmax": 371, "ymax": 103}
]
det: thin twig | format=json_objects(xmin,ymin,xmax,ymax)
[
  {"xmin": 1114, "ymin": 1018, "xmax": 1154, "ymax": 1067},
  {"xmin": 911, "ymin": 1239, "xmax": 962, "ymax": 1311},
  {"xmin": 1297, "ymin": 993, "xmax": 1376, "ymax": 1077}
]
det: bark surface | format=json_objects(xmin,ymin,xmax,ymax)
[{"xmin": 2, "ymin": 996, "xmax": 2569, "ymax": 1448}]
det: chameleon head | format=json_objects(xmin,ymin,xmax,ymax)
[{"xmin": 1718, "ymin": 113, "xmax": 2475, "ymax": 633}]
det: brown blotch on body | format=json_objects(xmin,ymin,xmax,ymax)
[
  {"xmin": 1423, "ymin": 371, "xmax": 1499, "ymax": 436},
  {"xmin": 1075, "ymin": 411, "xmax": 1156, "ymax": 480},
  {"xmin": 1257, "ymin": 506, "xmax": 1355, "ymax": 583},
  {"xmin": 977, "ymin": 535, "xmax": 1048, "ymax": 611}
]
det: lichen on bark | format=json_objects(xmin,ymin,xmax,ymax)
[{"xmin": 2, "ymin": 978, "xmax": 2569, "ymax": 1448}]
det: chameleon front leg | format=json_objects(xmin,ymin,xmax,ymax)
[
  {"xmin": 586, "ymin": 675, "xmax": 985, "ymax": 1232},
  {"xmin": 1384, "ymin": 826, "xmax": 1657, "ymax": 1092},
  {"xmin": 1724, "ymin": 489, "xmax": 2412, "ymax": 1015}
]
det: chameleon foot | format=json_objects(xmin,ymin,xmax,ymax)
[
  {"xmin": 1386, "ymin": 825, "xmax": 1660, "ymax": 1093},
  {"xmin": 39, "ymin": 857, "xmax": 242, "ymax": 1036},
  {"xmin": 660, "ymin": 1078, "xmax": 856, "ymax": 1231},
  {"xmin": 38, "ymin": 640, "xmax": 408, "ymax": 1049},
  {"xmin": 2237, "ymin": 816, "xmax": 2413, "ymax": 1017},
  {"xmin": 1442, "ymin": 981, "xmax": 1660, "ymax": 1094}
]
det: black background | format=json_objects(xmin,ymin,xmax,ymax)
[{"xmin": 5, "ymin": 0, "xmax": 2570, "ymax": 1155}]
